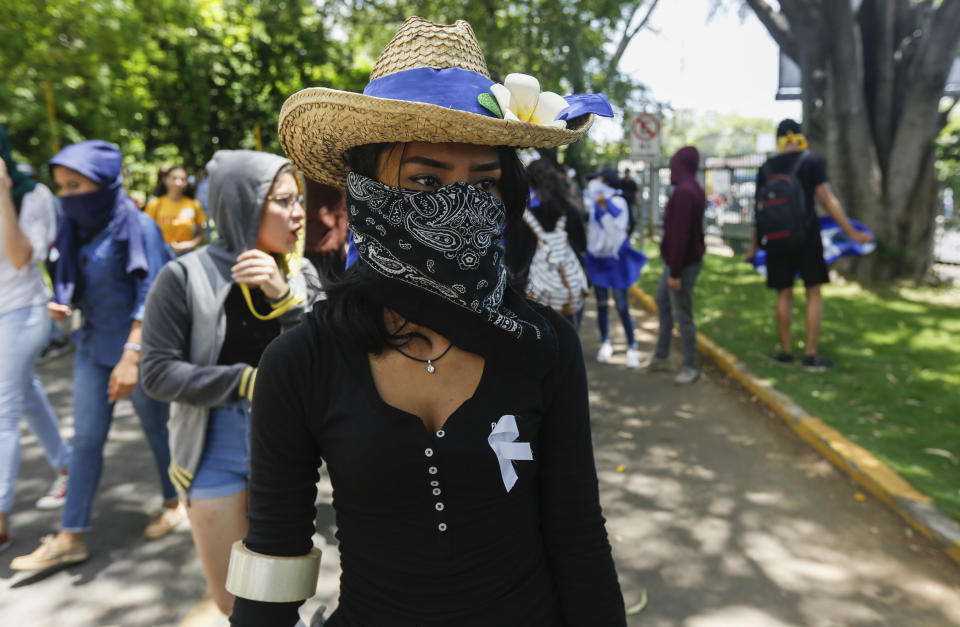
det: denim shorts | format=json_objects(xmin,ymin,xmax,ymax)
[{"xmin": 190, "ymin": 401, "xmax": 251, "ymax": 500}]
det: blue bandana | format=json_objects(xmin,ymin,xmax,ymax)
[{"xmin": 49, "ymin": 140, "xmax": 149, "ymax": 305}]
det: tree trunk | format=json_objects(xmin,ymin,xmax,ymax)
[{"xmin": 745, "ymin": 0, "xmax": 960, "ymax": 282}]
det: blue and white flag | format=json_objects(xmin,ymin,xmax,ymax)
[{"xmin": 750, "ymin": 216, "xmax": 875, "ymax": 276}]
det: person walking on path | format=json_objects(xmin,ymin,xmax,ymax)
[
  {"xmin": 586, "ymin": 170, "xmax": 646, "ymax": 368},
  {"xmin": 746, "ymin": 119, "xmax": 873, "ymax": 371},
  {"xmin": 505, "ymin": 158, "xmax": 588, "ymax": 329},
  {"xmin": 224, "ymin": 16, "xmax": 625, "ymax": 626},
  {"xmin": 619, "ymin": 167, "xmax": 640, "ymax": 235},
  {"xmin": 11, "ymin": 140, "xmax": 180, "ymax": 572},
  {"xmin": 144, "ymin": 165, "xmax": 207, "ymax": 256},
  {"xmin": 652, "ymin": 146, "xmax": 706, "ymax": 384},
  {"xmin": 140, "ymin": 150, "xmax": 321, "ymax": 616},
  {"xmin": 0, "ymin": 125, "xmax": 73, "ymax": 554}
]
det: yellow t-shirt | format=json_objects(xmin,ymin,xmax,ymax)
[{"xmin": 144, "ymin": 195, "xmax": 207, "ymax": 244}]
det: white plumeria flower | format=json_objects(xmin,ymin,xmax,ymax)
[{"xmin": 490, "ymin": 73, "xmax": 568, "ymax": 129}]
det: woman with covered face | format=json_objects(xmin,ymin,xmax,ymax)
[
  {"xmin": 226, "ymin": 17, "xmax": 626, "ymax": 627},
  {"xmin": 140, "ymin": 150, "xmax": 322, "ymax": 616},
  {"xmin": 11, "ymin": 140, "xmax": 177, "ymax": 571}
]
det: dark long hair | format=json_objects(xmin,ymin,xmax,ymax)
[
  {"xmin": 526, "ymin": 159, "xmax": 576, "ymax": 231},
  {"xmin": 321, "ymin": 143, "xmax": 528, "ymax": 354},
  {"xmin": 152, "ymin": 165, "xmax": 194, "ymax": 198}
]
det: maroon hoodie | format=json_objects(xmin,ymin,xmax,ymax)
[{"xmin": 660, "ymin": 146, "xmax": 706, "ymax": 277}]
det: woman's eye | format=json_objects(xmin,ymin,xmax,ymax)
[
  {"xmin": 409, "ymin": 174, "xmax": 442, "ymax": 189},
  {"xmin": 473, "ymin": 178, "xmax": 498, "ymax": 193}
]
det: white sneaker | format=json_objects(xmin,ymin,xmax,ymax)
[
  {"xmin": 625, "ymin": 347, "xmax": 641, "ymax": 369},
  {"xmin": 674, "ymin": 366, "xmax": 700, "ymax": 385},
  {"xmin": 596, "ymin": 342, "xmax": 613, "ymax": 363},
  {"xmin": 36, "ymin": 472, "xmax": 68, "ymax": 510}
]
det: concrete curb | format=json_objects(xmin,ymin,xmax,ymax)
[{"xmin": 629, "ymin": 284, "xmax": 960, "ymax": 569}]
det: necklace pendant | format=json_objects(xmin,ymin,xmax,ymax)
[{"xmin": 426, "ymin": 360, "xmax": 436, "ymax": 374}]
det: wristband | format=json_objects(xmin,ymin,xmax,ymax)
[{"xmin": 123, "ymin": 342, "xmax": 142, "ymax": 353}]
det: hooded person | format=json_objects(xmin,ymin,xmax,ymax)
[
  {"xmin": 584, "ymin": 169, "xmax": 647, "ymax": 368},
  {"xmin": 139, "ymin": 149, "xmax": 322, "ymax": 616},
  {"xmin": 0, "ymin": 124, "xmax": 72, "ymax": 554},
  {"xmin": 651, "ymin": 146, "xmax": 706, "ymax": 384},
  {"xmin": 225, "ymin": 16, "xmax": 625, "ymax": 627},
  {"xmin": 11, "ymin": 140, "xmax": 178, "ymax": 572}
]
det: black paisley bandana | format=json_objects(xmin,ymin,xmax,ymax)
[{"xmin": 347, "ymin": 172, "xmax": 545, "ymax": 342}]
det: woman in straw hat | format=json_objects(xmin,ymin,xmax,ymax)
[{"xmin": 227, "ymin": 17, "xmax": 625, "ymax": 626}]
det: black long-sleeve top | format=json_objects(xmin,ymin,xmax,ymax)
[{"xmin": 231, "ymin": 302, "xmax": 626, "ymax": 626}]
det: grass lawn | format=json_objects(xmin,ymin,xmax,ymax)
[{"xmin": 637, "ymin": 246, "xmax": 960, "ymax": 523}]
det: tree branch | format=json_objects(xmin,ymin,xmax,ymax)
[
  {"xmin": 744, "ymin": 0, "xmax": 798, "ymax": 61},
  {"xmin": 608, "ymin": 0, "xmax": 661, "ymax": 73}
]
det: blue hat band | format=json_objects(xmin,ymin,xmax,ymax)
[{"xmin": 362, "ymin": 67, "xmax": 497, "ymax": 119}]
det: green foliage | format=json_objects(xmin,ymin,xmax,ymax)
[
  {"xmin": 662, "ymin": 109, "xmax": 775, "ymax": 157},
  {"xmin": 639, "ymin": 247, "xmax": 960, "ymax": 523},
  {"xmin": 0, "ymin": 0, "xmax": 368, "ymax": 194},
  {"xmin": 937, "ymin": 108, "xmax": 960, "ymax": 217}
]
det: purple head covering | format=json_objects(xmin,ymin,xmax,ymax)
[{"xmin": 49, "ymin": 140, "xmax": 148, "ymax": 305}]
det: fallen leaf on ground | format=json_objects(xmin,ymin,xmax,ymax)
[
  {"xmin": 905, "ymin": 399, "xmax": 921, "ymax": 406},
  {"xmin": 854, "ymin": 493, "xmax": 867, "ymax": 501},
  {"xmin": 626, "ymin": 589, "xmax": 648, "ymax": 615},
  {"xmin": 616, "ymin": 464, "xmax": 626, "ymax": 473},
  {"xmin": 922, "ymin": 448, "xmax": 958, "ymax": 464},
  {"xmin": 674, "ymin": 410, "xmax": 694, "ymax": 419}
]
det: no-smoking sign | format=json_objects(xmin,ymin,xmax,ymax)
[{"xmin": 629, "ymin": 112, "xmax": 661, "ymax": 160}]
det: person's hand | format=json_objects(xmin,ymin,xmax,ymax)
[
  {"xmin": 231, "ymin": 249, "xmax": 287, "ymax": 300},
  {"xmin": 745, "ymin": 247, "xmax": 758, "ymax": 263},
  {"xmin": 850, "ymin": 230, "xmax": 873, "ymax": 245},
  {"xmin": 668, "ymin": 277, "xmax": 681, "ymax": 292},
  {"xmin": 47, "ymin": 302, "xmax": 72, "ymax": 322},
  {"xmin": 108, "ymin": 352, "xmax": 139, "ymax": 403},
  {"xmin": 0, "ymin": 160, "xmax": 11, "ymax": 195}
]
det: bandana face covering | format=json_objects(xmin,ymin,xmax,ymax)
[
  {"xmin": 347, "ymin": 172, "xmax": 541, "ymax": 341},
  {"xmin": 59, "ymin": 186, "xmax": 117, "ymax": 236}
]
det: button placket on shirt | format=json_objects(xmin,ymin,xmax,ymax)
[{"xmin": 428, "ymin": 429, "xmax": 447, "ymax": 532}]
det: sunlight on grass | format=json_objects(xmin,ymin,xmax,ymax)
[{"xmin": 638, "ymin": 246, "xmax": 960, "ymax": 522}]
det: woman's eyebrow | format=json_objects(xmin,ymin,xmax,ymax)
[
  {"xmin": 402, "ymin": 156, "xmax": 451, "ymax": 170},
  {"xmin": 471, "ymin": 161, "xmax": 501, "ymax": 172}
]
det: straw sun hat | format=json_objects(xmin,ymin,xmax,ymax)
[{"xmin": 278, "ymin": 16, "xmax": 610, "ymax": 187}]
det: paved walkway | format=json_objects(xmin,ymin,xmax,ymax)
[{"xmin": 2, "ymin": 301, "xmax": 959, "ymax": 626}]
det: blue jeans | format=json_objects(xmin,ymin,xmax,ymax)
[
  {"xmin": 0, "ymin": 305, "xmax": 72, "ymax": 514},
  {"xmin": 594, "ymin": 287, "xmax": 637, "ymax": 348},
  {"xmin": 61, "ymin": 346, "xmax": 176, "ymax": 531}
]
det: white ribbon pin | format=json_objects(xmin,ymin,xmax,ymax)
[{"xmin": 487, "ymin": 414, "xmax": 533, "ymax": 492}]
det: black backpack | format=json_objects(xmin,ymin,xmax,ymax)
[{"xmin": 755, "ymin": 151, "xmax": 809, "ymax": 252}]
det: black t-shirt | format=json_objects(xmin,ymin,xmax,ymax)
[
  {"xmin": 216, "ymin": 284, "xmax": 281, "ymax": 367},
  {"xmin": 231, "ymin": 303, "xmax": 625, "ymax": 627},
  {"xmin": 755, "ymin": 150, "xmax": 829, "ymax": 228},
  {"xmin": 618, "ymin": 177, "xmax": 638, "ymax": 207}
]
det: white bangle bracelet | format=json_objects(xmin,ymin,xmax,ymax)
[
  {"xmin": 225, "ymin": 541, "xmax": 322, "ymax": 602},
  {"xmin": 123, "ymin": 342, "xmax": 142, "ymax": 353}
]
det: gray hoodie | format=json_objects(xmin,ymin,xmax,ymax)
[{"xmin": 141, "ymin": 149, "xmax": 322, "ymax": 495}]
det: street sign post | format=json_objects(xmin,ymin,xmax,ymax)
[
  {"xmin": 628, "ymin": 112, "xmax": 662, "ymax": 237},
  {"xmin": 629, "ymin": 112, "xmax": 661, "ymax": 162}
]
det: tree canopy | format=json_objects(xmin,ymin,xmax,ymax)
[
  {"xmin": 1, "ymin": 1, "xmax": 662, "ymax": 190},
  {"xmin": 0, "ymin": 0, "xmax": 368, "ymax": 190}
]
